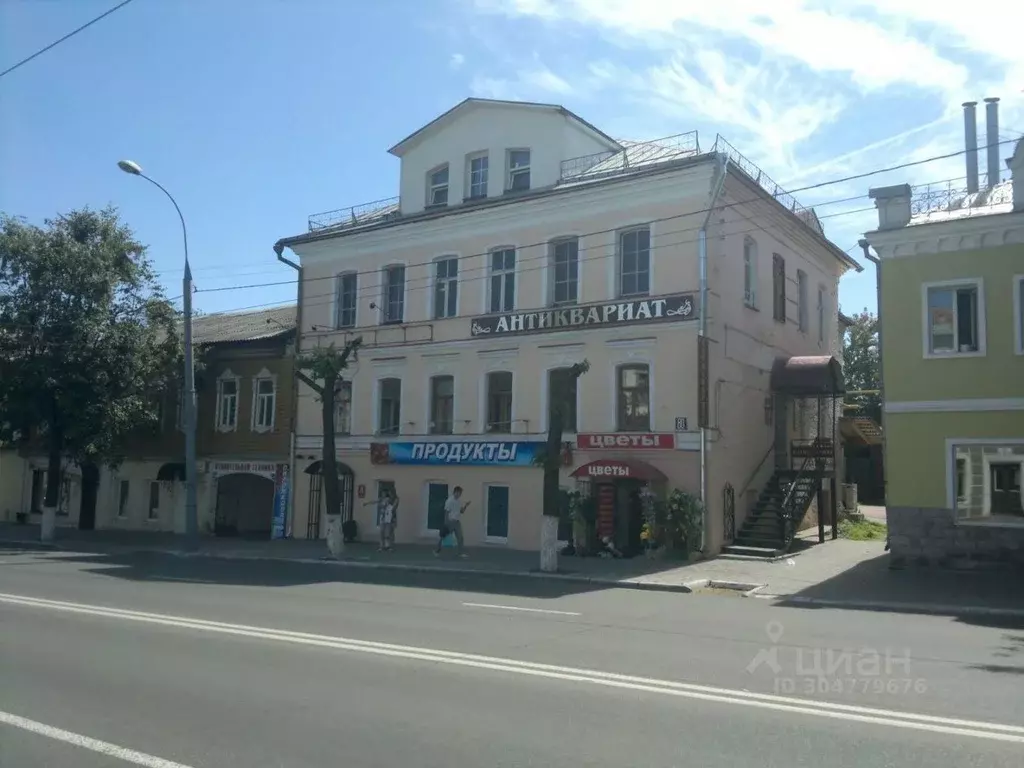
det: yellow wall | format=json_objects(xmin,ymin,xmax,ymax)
[
  {"xmin": 886, "ymin": 411, "xmax": 1024, "ymax": 507},
  {"xmin": 881, "ymin": 243, "xmax": 1024, "ymax": 402}
]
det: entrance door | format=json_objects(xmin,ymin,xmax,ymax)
[
  {"xmin": 426, "ymin": 482, "xmax": 449, "ymax": 532},
  {"xmin": 485, "ymin": 485, "xmax": 510, "ymax": 542},
  {"xmin": 990, "ymin": 463, "xmax": 1023, "ymax": 516}
]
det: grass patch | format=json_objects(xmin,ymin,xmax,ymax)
[{"xmin": 838, "ymin": 518, "xmax": 888, "ymax": 541}]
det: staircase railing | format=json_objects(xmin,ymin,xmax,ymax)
[
  {"xmin": 777, "ymin": 454, "xmax": 814, "ymax": 547},
  {"xmin": 738, "ymin": 443, "xmax": 775, "ymax": 500}
]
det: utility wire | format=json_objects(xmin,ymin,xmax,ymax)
[{"xmin": 0, "ymin": 0, "xmax": 139, "ymax": 80}]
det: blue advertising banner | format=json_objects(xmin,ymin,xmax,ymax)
[
  {"xmin": 271, "ymin": 464, "xmax": 290, "ymax": 539},
  {"xmin": 385, "ymin": 440, "xmax": 544, "ymax": 467}
]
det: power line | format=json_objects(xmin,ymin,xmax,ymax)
[
  {"xmin": 194, "ymin": 139, "xmax": 1017, "ymax": 301},
  {"xmin": 0, "ymin": 0, "xmax": 139, "ymax": 80}
]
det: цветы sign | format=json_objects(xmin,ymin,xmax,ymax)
[
  {"xmin": 470, "ymin": 294, "xmax": 696, "ymax": 337},
  {"xmin": 577, "ymin": 433, "xmax": 675, "ymax": 450}
]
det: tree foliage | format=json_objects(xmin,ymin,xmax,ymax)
[
  {"xmin": 0, "ymin": 207, "xmax": 181, "ymax": 468},
  {"xmin": 841, "ymin": 310, "xmax": 880, "ymax": 422}
]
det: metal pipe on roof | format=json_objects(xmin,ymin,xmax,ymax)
[
  {"xmin": 963, "ymin": 102, "xmax": 979, "ymax": 194},
  {"xmin": 984, "ymin": 97, "xmax": 1000, "ymax": 188}
]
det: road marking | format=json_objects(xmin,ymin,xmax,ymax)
[
  {"xmin": 155, "ymin": 577, "xmax": 210, "ymax": 584},
  {"xmin": 0, "ymin": 710, "xmax": 195, "ymax": 768},
  {"xmin": 462, "ymin": 602, "xmax": 581, "ymax": 616},
  {"xmin": 3, "ymin": 591, "xmax": 1023, "ymax": 744}
]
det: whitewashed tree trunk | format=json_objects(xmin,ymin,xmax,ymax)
[
  {"xmin": 539, "ymin": 515, "xmax": 559, "ymax": 573},
  {"xmin": 325, "ymin": 515, "xmax": 344, "ymax": 558},
  {"xmin": 40, "ymin": 505, "xmax": 56, "ymax": 542}
]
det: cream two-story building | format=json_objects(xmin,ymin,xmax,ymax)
[{"xmin": 276, "ymin": 98, "xmax": 860, "ymax": 555}]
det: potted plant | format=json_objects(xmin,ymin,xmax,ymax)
[{"xmin": 665, "ymin": 488, "xmax": 704, "ymax": 559}]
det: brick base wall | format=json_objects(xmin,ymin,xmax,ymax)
[{"xmin": 887, "ymin": 506, "xmax": 1024, "ymax": 569}]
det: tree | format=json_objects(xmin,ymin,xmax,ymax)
[
  {"xmin": 296, "ymin": 339, "xmax": 361, "ymax": 558},
  {"xmin": 842, "ymin": 310, "xmax": 881, "ymax": 423},
  {"xmin": 538, "ymin": 359, "xmax": 589, "ymax": 573},
  {"xmin": 0, "ymin": 208, "xmax": 181, "ymax": 540}
]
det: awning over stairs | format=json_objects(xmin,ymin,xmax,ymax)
[
  {"xmin": 304, "ymin": 460, "xmax": 355, "ymax": 476},
  {"xmin": 156, "ymin": 462, "xmax": 186, "ymax": 482},
  {"xmin": 770, "ymin": 355, "xmax": 845, "ymax": 396}
]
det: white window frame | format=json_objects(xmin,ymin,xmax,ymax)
[
  {"xmin": 743, "ymin": 236, "xmax": 758, "ymax": 309},
  {"xmin": 487, "ymin": 246, "xmax": 517, "ymax": 314},
  {"xmin": 428, "ymin": 373, "xmax": 456, "ymax": 435},
  {"xmin": 1014, "ymin": 274, "xmax": 1023, "ymax": 356},
  {"xmin": 506, "ymin": 149, "xmax": 531, "ymax": 192},
  {"xmin": 334, "ymin": 271, "xmax": 358, "ymax": 329},
  {"xmin": 432, "ymin": 255, "xmax": 459, "ymax": 319},
  {"xmin": 617, "ymin": 226, "xmax": 651, "ymax": 298},
  {"xmin": 380, "ymin": 264, "xmax": 406, "ymax": 325},
  {"xmin": 427, "ymin": 164, "xmax": 449, "ymax": 207},
  {"xmin": 614, "ymin": 361, "xmax": 653, "ymax": 432},
  {"xmin": 921, "ymin": 278, "xmax": 986, "ymax": 359},
  {"xmin": 797, "ymin": 269, "xmax": 809, "ymax": 332},
  {"xmin": 251, "ymin": 368, "xmax": 277, "ymax": 433},
  {"xmin": 215, "ymin": 369, "xmax": 241, "ymax": 432},
  {"xmin": 946, "ymin": 439, "xmax": 1024, "ymax": 524},
  {"xmin": 334, "ymin": 380, "xmax": 353, "ymax": 436},
  {"xmin": 483, "ymin": 483, "xmax": 511, "ymax": 544},
  {"xmin": 483, "ymin": 370, "xmax": 515, "ymax": 434},
  {"xmin": 466, "ymin": 152, "xmax": 489, "ymax": 199},
  {"xmin": 376, "ymin": 377, "xmax": 403, "ymax": 436},
  {"xmin": 549, "ymin": 237, "xmax": 580, "ymax": 306},
  {"xmin": 147, "ymin": 481, "xmax": 160, "ymax": 521}
]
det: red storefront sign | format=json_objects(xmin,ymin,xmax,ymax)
[
  {"xmin": 577, "ymin": 433, "xmax": 675, "ymax": 450},
  {"xmin": 570, "ymin": 459, "xmax": 667, "ymax": 481}
]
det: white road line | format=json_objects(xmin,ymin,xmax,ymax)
[
  {"xmin": 0, "ymin": 710, "xmax": 195, "ymax": 768},
  {"xmin": 462, "ymin": 602, "xmax": 581, "ymax": 616},
  {"xmin": 3, "ymin": 592, "xmax": 1023, "ymax": 744}
]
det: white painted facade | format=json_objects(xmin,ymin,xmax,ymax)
[{"xmin": 281, "ymin": 99, "xmax": 857, "ymax": 553}]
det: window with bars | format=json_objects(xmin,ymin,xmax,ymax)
[
  {"xmin": 433, "ymin": 257, "xmax": 458, "ymax": 319},
  {"xmin": 619, "ymin": 228, "xmax": 650, "ymax": 297},
  {"xmin": 486, "ymin": 371, "xmax": 513, "ymax": 433},
  {"xmin": 335, "ymin": 272, "xmax": 357, "ymax": 328},
  {"xmin": 550, "ymin": 238, "xmax": 579, "ymax": 305},
  {"xmin": 381, "ymin": 265, "xmax": 405, "ymax": 324},
  {"xmin": 616, "ymin": 364, "xmax": 650, "ymax": 431},
  {"xmin": 430, "ymin": 375, "xmax": 455, "ymax": 435},
  {"xmin": 489, "ymin": 248, "xmax": 516, "ymax": 313}
]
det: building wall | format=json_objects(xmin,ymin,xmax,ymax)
[
  {"xmin": 880, "ymin": 243, "xmax": 1024, "ymax": 403},
  {"xmin": 0, "ymin": 449, "xmax": 26, "ymax": 521},
  {"xmin": 397, "ymin": 103, "xmax": 615, "ymax": 215}
]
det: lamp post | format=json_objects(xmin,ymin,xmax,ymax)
[{"xmin": 118, "ymin": 160, "xmax": 198, "ymax": 547}]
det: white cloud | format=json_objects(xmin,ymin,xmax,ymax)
[
  {"xmin": 450, "ymin": 53, "xmax": 466, "ymax": 70},
  {"xmin": 470, "ymin": 64, "xmax": 573, "ymax": 101}
]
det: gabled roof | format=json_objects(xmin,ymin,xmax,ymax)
[
  {"xmin": 192, "ymin": 305, "xmax": 296, "ymax": 345},
  {"xmin": 387, "ymin": 98, "xmax": 622, "ymax": 157}
]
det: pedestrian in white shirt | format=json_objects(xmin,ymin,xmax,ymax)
[{"xmin": 435, "ymin": 486, "xmax": 469, "ymax": 558}]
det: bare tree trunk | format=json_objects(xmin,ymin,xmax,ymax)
[
  {"xmin": 539, "ymin": 400, "xmax": 564, "ymax": 573},
  {"xmin": 321, "ymin": 372, "xmax": 343, "ymax": 558}
]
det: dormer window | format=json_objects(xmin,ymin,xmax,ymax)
[
  {"xmin": 507, "ymin": 150, "xmax": 531, "ymax": 192},
  {"xmin": 427, "ymin": 164, "xmax": 449, "ymax": 206},
  {"xmin": 467, "ymin": 153, "xmax": 488, "ymax": 199}
]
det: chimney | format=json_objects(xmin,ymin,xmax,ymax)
[
  {"xmin": 984, "ymin": 97, "xmax": 1000, "ymax": 188},
  {"xmin": 868, "ymin": 184, "xmax": 912, "ymax": 231},
  {"xmin": 963, "ymin": 101, "xmax": 979, "ymax": 194}
]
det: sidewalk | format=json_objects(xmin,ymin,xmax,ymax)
[{"xmin": 3, "ymin": 523, "xmax": 1022, "ymax": 617}]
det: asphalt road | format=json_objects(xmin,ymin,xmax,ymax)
[{"xmin": 1, "ymin": 546, "xmax": 1022, "ymax": 767}]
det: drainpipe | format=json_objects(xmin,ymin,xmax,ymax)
[
  {"xmin": 858, "ymin": 239, "xmax": 886, "ymax": 506},
  {"xmin": 699, "ymin": 153, "xmax": 729, "ymax": 552},
  {"xmin": 275, "ymin": 242, "xmax": 302, "ymax": 537}
]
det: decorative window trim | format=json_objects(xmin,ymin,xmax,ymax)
[
  {"xmin": 215, "ymin": 369, "xmax": 241, "ymax": 433},
  {"xmin": 426, "ymin": 163, "xmax": 449, "ymax": 207},
  {"xmin": 921, "ymin": 277, "xmax": 986, "ymax": 359},
  {"xmin": 1013, "ymin": 274, "xmax": 1023, "ymax": 356},
  {"xmin": 430, "ymin": 254, "xmax": 460, "ymax": 320},
  {"xmin": 250, "ymin": 368, "xmax": 278, "ymax": 433},
  {"xmin": 743, "ymin": 236, "xmax": 758, "ymax": 309},
  {"xmin": 945, "ymin": 438, "xmax": 1024, "ymax": 516}
]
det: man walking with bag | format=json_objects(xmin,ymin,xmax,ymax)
[{"xmin": 435, "ymin": 486, "xmax": 469, "ymax": 558}]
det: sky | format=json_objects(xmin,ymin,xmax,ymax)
[{"xmin": 1, "ymin": 0, "xmax": 1022, "ymax": 318}]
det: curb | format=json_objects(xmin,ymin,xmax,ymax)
[{"xmin": 768, "ymin": 594, "xmax": 1024, "ymax": 619}]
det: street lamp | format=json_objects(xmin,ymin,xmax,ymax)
[{"xmin": 118, "ymin": 159, "xmax": 198, "ymax": 548}]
